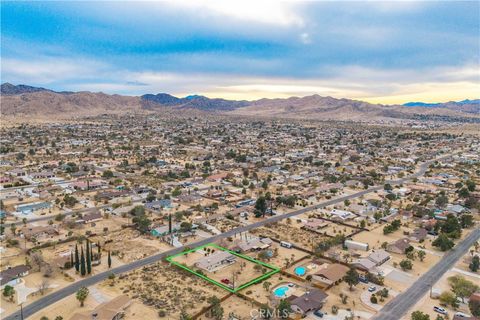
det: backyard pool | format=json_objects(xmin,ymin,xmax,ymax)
[
  {"xmin": 273, "ymin": 286, "xmax": 290, "ymax": 298},
  {"xmin": 294, "ymin": 266, "xmax": 306, "ymax": 276}
]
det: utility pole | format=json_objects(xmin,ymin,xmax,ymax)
[{"xmin": 20, "ymin": 303, "xmax": 24, "ymax": 320}]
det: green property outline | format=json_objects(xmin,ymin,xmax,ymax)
[{"xmin": 166, "ymin": 243, "xmax": 280, "ymax": 293}]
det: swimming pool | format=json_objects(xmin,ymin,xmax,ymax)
[
  {"xmin": 273, "ymin": 286, "xmax": 289, "ymax": 298},
  {"xmin": 294, "ymin": 266, "xmax": 306, "ymax": 276}
]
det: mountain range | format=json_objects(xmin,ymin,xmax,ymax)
[{"xmin": 1, "ymin": 83, "xmax": 479, "ymax": 121}]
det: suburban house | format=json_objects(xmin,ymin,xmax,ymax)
[
  {"xmin": 0, "ymin": 265, "xmax": 30, "ymax": 289},
  {"xmin": 352, "ymin": 258, "xmax": 377, "ymax": 272},
  {"xmin": 289, "ymin": 289, "xmax": 328, "ymax": 316},
  {"xmin": 69, "ymin": 295, "xmax": 131, "ymax": 320},
  {"xmin": 409, "ymin": 228, "xmax": 428, "ymax": 242},
  {"xmin": 195, "ymin": 251, "xmax": 236, "ymax": 272},
  {"xmin": 15, "ymin": 201, "xmax": 52, "ymax": 214},
  {"xmin": 145, "ymin": 199, "xmax": 173, "ymax": 211},
  {"xmin": 302, "ymin": 218, "xmax": 328, "ymax": 232},
  {"xmin": 20, "ymin": 225, "xmax": 59, "ymax": 242},
  {"xmin": 80, "ymin": 211, "xmax": 103, "ymax": 224},
  {"xmin": 329, "ymin": 209, "xmax": 355, "ymax": 221},
  {"xmin": 312, "ymin": 263, "xmax": 349, "ymax": 287},
  {"xmin": 367, "ymin": 250, "xmax": 391, "ymax": 266},
  {"xmin": 231, "ymin": 237, "xmax": 272, "ymax": 252},
  {"xmin": 386, "ymin": 238, "xmax": 411, "ymax": 254}
]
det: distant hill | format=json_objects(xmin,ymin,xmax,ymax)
[
  {"xmin": 141, "ymin": 93, "xmax": 249, "ymax": 111},
  {"xmin": 1, "ymin": 82, "xmax": 53, "ymax": 95},
  {"xmin": 1, "ymin": 83, "xmax": 479, "ymax": 122},
  {"xmin": 404, "ymin": 99, "xmax": 480, "ymax": 114}
]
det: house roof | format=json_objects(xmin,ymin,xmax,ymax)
[
  {"xmin": 0, "ymin": 265, "xmax": 30, "ymax": 285},
  {"xmin": 290, "ymin": 289, "xmax": 328, "ymax": 313},
  {"xmin": 353, "ymin": 258, "xmax": 376, "ymax": 271},
  {"xmin": 388, "ymin": 238, "xmax": 411, "ymax": 252},
  {"xmin": 314, "ymin": 263, "xmax": 349, "ymax": 282},
  {"xmin": 410, "ymin": 228, "xmax": 428, "ymax": 241},
  {"xmin": 69, "ymin": 295, "xmax": 131, "ymax": 320},
  {"xmin": 195, "ymin": 251, "xmax": 236, "ymax": 270},
  {"xmin": 368, "ymin": 250, "xmax": 390, "ymax": 264}
]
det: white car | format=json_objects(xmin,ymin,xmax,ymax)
[
  {"xmin": 454, "ymin": 312, "xmax": 471, "ymax": 318},
  {"xmin": 433, "ymin": 306, "xmax": 447, "ymax": 315},
  {"xmin": 368, "ymin": 286, "xmax": 376, "ymax": 292}
]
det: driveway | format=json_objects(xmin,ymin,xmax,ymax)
[
  {"xmin": 380, "ymin": 266, "xmax": 414, "ymax": 285},
  {"xmin": 360, "ymin": 285, "xmax": 399, "ymax": 311},
  {"xmin": 307, "ymin": 309, "xmax": 374, "ymax": 320}
]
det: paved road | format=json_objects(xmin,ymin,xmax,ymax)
[
  {"xmin": 3, "ymin": 153, "xmax": 457, "ymax": 320},
  {"xmin": 373, "ymin": 228, "xmax": 480, "ymax": 320}
]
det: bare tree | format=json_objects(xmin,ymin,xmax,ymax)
[
  {"xmin": 43, "ymin": 263, "xmax": 53, "ymax": 277},
  {"xmin": 30, "ymin": 252, "xmax": 45, "ymax": 271},
  {"xmin": 37, "ymin": 278, "xmax": 50, "ymax": 295}
]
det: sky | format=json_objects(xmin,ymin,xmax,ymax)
[{"xmin": 1, "ymin": 0, "xmax": 479, "ymax": 103}]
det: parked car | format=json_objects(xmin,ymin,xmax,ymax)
[
  {"xmin": 313, "ymin": 310, "xmax": 325, "ymax": 317},
  {"xmin": 433, "ymin": 306, "xmax": 447, "ymax": 315},
  {"xmin": 221, "ymin": 279, "xmax": 230, "ymax": 284},
  {"xmin": 454, "ymin": 312, "xmax": 470, "ymax": 318},
  {"xmin": 358, "ymin": 275, "xmax": 369, "ymax": 283},
  {"xmin": 368, "ymin": 286, "xmax": 376, "ymax": 292}
]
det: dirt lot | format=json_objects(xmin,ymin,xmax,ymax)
[{"xmin": 110, "ymin": 261, "xmax": 228, "ymax": 318}]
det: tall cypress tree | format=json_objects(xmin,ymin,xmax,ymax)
[
  {"xmin": 80, "ymin": 247, "xmax": 86, "ymax": 276},
  {"xmin": 70, "ymin": 252, "xmax": 74, "ymax": 269},
  {"xmin": 74, "ymin": 244, "xmax": 80, "ymax": 272},
  {"xmin": 86, "ymin": 241, "xmax": 92, "ymax": 274},
  {"xmin": 108, "ymin": 251, "xmax": 112, "ymax": 269},
  {"xmin": 168, "ymin": 214, "xmax": 172, "ymax": 234}
]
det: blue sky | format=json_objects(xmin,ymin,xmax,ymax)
[{"xmin": 1, "ymin": 1, "xmax": 479, "ymax": 103}]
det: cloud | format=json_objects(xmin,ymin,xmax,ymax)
[
  {"xmin": 1, "ymin": 1, "xmax": 478, "ymax": 103},
  {"xmin": 166, "ymin": 0, "xmax": 304, "ymax": 27}
]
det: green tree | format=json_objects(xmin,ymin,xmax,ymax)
[
  {"xmin": 439, "ymin": 291, "xmax": 458, "ymax": 309},
  {"xmin": 466, "ymin": 180, "xmax": 476, "ymax": 192},
  {"xmin": 460, "ymin": 214, "xmax": 474, "ymax": 228},
  {"xmin": 435, "ymin": 195, "xmax": 448, "ymax": 208},
  {"xmin": 102, "ymin": 170, "xmax": 114, "ymax": 178},
  {"xmin": 400, "ymin": 259, "xmax": 413, "ymax": 271},
  {"xmin": 3, "ymin": 285, "xmax": 15, "ymax": 301},
  {"xmin": 276, "ymin": 299, "xmax": 291, "ymax": 319},
  {"xmin": 207, "ymin": 296, "xmax": 223, "ymax": 320},
  {"xmin": 343, "ymin": 268, "xmax": 359, "ymax": 290},
  {"xmin": 86, "ymin": 241, "xmax": 92, "ymax": 274},
  {"xmin": 448, "ymin": 275, "xmax": 479, "ymax": 302},
  {"xmin": 76, "ymin": 287, "xmax": 89, "ymax": 307},
  {"xmin": 132, "ymin": 215, "xmax": 151, "ymax": 234},
  {"xmin": 469, "ymin": 255, "xmax": 479, "ymax": 272},
  {"xmin": 74, "ymin": 244, "xmax": 80, "ymax": 272},
  {"xmin": 432, "ymin": 234, "xmax": 454, "ymax": 251},
  {"xmin": 254, "ymin": 196, "xmax": 268, "ymax": 217},
  {"xmin": 80, "ymin": 247, "xmax": 86, "ymax": 276},
  {"xmin": 411, "ymin": 311, "xmax": 430, "ymax": 320},
  {"xmin": 441, "ymin": 214, "xmax": 461, "ymax": 238},
  {"xmin": 179, "ymin": 222, "xmax": 192, "ymax": 233},
  {"xmin": 417, "ymin": 250, "xmax": 426, "ymax": 262},
  {"xmin": 108, "ymin": 251, "xmax": 112, "ymax": 268}
]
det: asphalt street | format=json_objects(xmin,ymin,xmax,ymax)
[{"xmin": 373, "ymin": 228, "xmax": 480, "ymax": 320}]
